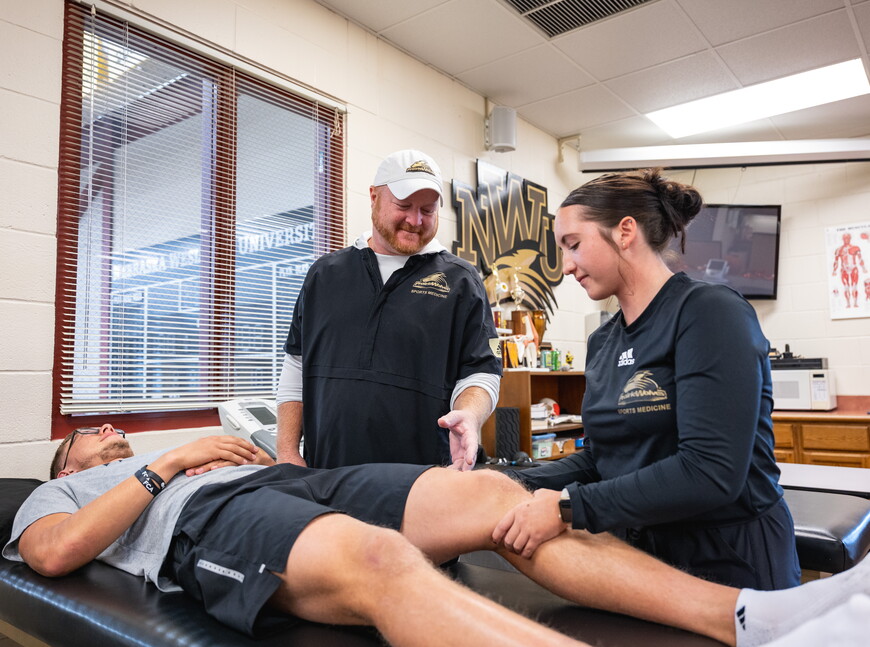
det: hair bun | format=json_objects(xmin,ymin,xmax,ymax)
[{"xmin": 645, "ymin": 169, "xmax": 702, "ymax": 226}]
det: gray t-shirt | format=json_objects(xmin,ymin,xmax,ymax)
[{"xmin": 2, "ymin": 449, "xmax": 265, "ymax": 591}]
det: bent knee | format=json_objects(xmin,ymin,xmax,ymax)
[
  {"xmin": 354, "ymin": 526, "xmax": 425, "ymax": 578},
  {"xmin": 471, "ymin": 469, "xmax": 531, "ymax": 505},
  {"xmin": 278, "ymin": 516, "xmax": 427, "ymax": 616}
]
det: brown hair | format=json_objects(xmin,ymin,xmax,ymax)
[
  {"xmin": 50, "ymin": 433, "xmax": 74, "ymax": 480},
  {"xmin": 560, "ymin": 168, "xmax": 703, "ymax": 253}
]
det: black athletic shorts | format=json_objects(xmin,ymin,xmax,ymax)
[{"xmin": 166, "ymin": 462, "xmax": 432, "ymax": 635}]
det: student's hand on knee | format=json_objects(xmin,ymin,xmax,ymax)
[{"xmin": 491, "ymin": 489, "xmax": 569, "ymax": 558}]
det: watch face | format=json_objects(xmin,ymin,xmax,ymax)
[{"xmin": 559, "ymin": 497, "xmax": 572, "ymax": 522}]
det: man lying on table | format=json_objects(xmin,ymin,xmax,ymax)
[{"xmin": 3, "ymin": 424, "xmax": 869, "ymax": 647}]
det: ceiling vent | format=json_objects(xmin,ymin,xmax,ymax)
[{"xmin": 505, "ymin": 0, "xmax": 657, "ymax": 38}]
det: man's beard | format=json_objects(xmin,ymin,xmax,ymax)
[
  {"xmin": 372, "ymin": 219, "xmax": 436, "ymax": 255},
  {"xmin": 81, "ymin": 437, "xmax": 134, "ymax": 470}
]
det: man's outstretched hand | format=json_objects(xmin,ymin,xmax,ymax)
[{"xmin": 438, "ymin": 410, "xmax": 479, "ymax": 472}]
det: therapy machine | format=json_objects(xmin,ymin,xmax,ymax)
[{"xmin": 218, "ymin": 397, "xmax": 284, "ymax": 459}]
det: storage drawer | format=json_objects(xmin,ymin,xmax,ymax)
[
  {"xmin": 774, "ymin": 449, "xmax": 796, "ymax": 463},
  {"xmin": 800, "ymin": 450, "xmax": 870, "ymax": 468},
  {"xmin": 800, "ymin": 424, "xmax": 870, "ymax": 451},
  {"xmin": 772, "ymin": 422, "xmax": 795, "ymax": 448}
]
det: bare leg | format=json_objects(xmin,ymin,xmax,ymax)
[
  {"xmin": 401, "ymin": 469, "xmax": 739, "ymax": 644},
  {"xmin": 402, "ymin": 469, "xmax": 870, "ymax": 647},
  {"xmin": 269, "ymin": 512, "xmax": 586, "ymax": 647}
]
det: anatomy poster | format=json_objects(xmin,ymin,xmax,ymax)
[{"xmin": 826, "ymin": 222, "xmax": 870, "ymax": 319}]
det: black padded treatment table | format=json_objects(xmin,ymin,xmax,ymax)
[
  {"xmin": 3, "ymin": 475, "xmax": 869, "ymax": 647},
  {"xmin": 0, "ymin": 477, "xmax": 717, "ymax": 647},
  {"xmin": 779, "ymin": 462, "xmax": 870, "ymax": 574}
]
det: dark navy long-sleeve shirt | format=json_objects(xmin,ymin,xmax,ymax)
[{"xmin": 517, "ymin": 273, "xmax": 784, "ymax": 533}]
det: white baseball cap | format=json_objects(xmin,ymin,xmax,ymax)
[{"xmin": 372, "ymin": 149, "xmax": 443, "ymax": 201}]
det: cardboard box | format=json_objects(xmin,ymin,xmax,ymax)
[{"xmin": 552, "ymin": 438, "xmax": 575, "ymax": 456}]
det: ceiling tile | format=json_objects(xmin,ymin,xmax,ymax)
[
  {"xmin": 579, "ymin": 116, "xmax": 788, "ymax": 151},
  {"xmin": 770, "ymin": 95, "xmax": 870, "ymax": 140},
  {"xmin": 519, "ymin": 85, "xmax": 635, "ymax": 139},
  {"xmin": 854, "ymin": 2, "xmax": 870, "ymax": 54},
  {"xmin": 314, "ymin": 0, "xmax": 870, "ymax": 148},
  {"xmin": 605, "ymin": 51, "xmax": 737, "ymax": 113},
  {"xmin": 553, "ymin": 1, "xmax": 707, "ymax": 80},
  {"xmin": 315, "ymin": 0, "xmax": 449, "ymax": 33},
  {"xmin": 380, "ymin": 0, "xmax": 541, "ymax": 75},
  {"xmin": 677, "ymin": 0, "xmax": 844, "ymax": 46},
  {"xmin": 457, "ymin": 45, "xmax": 594, "ymax": 107},
  {"xmin": 572, "ymin": 115, "xmax": 675, "ymax": 151},
  {"xmin": 716, "ymin": 11, "xmax": 860, "ymax": 85},
  {"xmin": 673, "ymin": 119, "xmax": 785, "ymax": 145}
]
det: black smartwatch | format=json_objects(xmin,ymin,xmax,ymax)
[{"xmin": 558, "ymin": 488, "xmax": 572, "ymax": 523}]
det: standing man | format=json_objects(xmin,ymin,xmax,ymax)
[{"xmin": 276, "ymin": 150, "xmax": 502, "ymax": 469}]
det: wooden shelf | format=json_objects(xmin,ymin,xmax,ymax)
[
  {"xmin": 545, "ymin": 446, "xmax": 581, "ymax": 461},
  {"xmin": 482, "ymin": 369, "xmax": 586, "ymax": 460},
  {"xmin": 531, "ymin": 422, "xmax": 584, "ymax": 435}
]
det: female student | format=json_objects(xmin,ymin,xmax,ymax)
[{"xmin": 495, "ymin": 169, "xmax": 800, "ymax": 590}]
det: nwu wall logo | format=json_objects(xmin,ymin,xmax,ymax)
[
  {"xmin": 451, "ymin": 160, "xmax": 562, "ymax": 317},
  {"xmin": 617, "ymin": 348, "xmax": 635, "ymax": 367}
]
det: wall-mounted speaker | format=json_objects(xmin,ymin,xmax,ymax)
[{"xmin": 486, "ymin": 106, "xmax": 516, "ymax": 153}]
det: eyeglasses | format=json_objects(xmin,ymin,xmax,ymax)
[{"xmin": 60, "ymin": 427, "xmax": 126, "ymax": 474}]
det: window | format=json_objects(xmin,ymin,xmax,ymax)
[{"xmin": 54, "ymin": 2, "xmax": 345, "ymax": 435}]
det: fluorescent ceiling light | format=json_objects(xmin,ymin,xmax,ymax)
[
  {"xmin": 647, "ymin": 59, "xmax": 870, "ymax": 138},
  {"xmin": 577, "ymin": 139, "xmax": 870, "ymax": 172}
]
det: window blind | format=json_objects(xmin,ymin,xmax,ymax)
[{"xmin": 56, "ymin": 1, "xmax": 345, "ymax": 416}]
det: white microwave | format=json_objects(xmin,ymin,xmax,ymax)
[{"xmin": 771, "ymin": 369, "xmax": 837, "ymax": 411}]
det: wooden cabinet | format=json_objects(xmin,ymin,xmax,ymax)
[
  {"xmin": 799, "ymin": 423, "xmax": 870, "ymax": 468},
  {"xmin": 800, "ymin": 450, "xmax": 870, "ymax": 468},
  {"xmin": 772, "ymin": 422, "xmax": 796, "ymax": 463},
  {"xmin": 481, "ymin": 369, "xmax": 585, "ymax": 461},
  {"xmin": 801, "ymin": 423, "xmax": 870, "ymax": 451},
  {"xmin": 772, "ymin": 399, "xmax": 870, "ymax": 468}
]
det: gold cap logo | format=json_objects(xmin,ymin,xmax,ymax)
[{"xmin": 406, "ymin": 160, "xmax": 436, "ymax": 176}]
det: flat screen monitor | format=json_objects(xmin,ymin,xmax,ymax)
[{"xmin": 665, "ymin": 204, "xmax": 782, "ymax": 300}]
